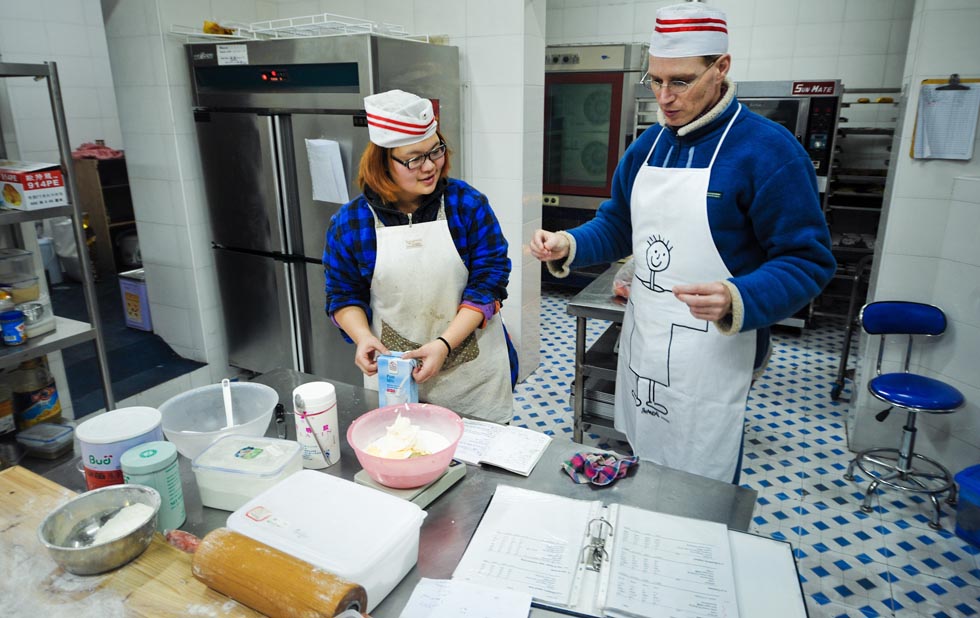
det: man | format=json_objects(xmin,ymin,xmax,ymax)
[{"xmin": 530, "ymin": 2, "xmax": 835, "ymax": 483}]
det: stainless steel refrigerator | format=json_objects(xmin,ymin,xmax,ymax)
[{"xmin": 187, "ymin": 35, "xmax": 460, "ymax": 382}]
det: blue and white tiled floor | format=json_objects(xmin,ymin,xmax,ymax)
[{"xmin": 513, "ymin": 287, "xmax": 980, "ymax": 618}]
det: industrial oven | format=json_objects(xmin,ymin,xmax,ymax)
[
  {"xmin": 186, "ymin": 35, "xmax": 460, "ymax": 383},
  {"xmin": 541, "ymin": 43, "xmax": 648, "ymax": 287}
]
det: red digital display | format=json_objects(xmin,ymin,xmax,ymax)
[{"xmin": 260, "ymin": 69, "xmax": 288, "ymax": 83}]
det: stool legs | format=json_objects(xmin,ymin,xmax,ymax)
[{"xmin": 845, "ymin": 410, "xmax": 956, "ymax": 530}]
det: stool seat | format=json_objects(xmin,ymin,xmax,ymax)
[{"xmin": 869, "ymin": 373, "xmax": 966, "ymax": 412}]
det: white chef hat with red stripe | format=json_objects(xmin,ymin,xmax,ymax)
[
  {"xmin": 650, "ymin": 2, "xmax": 728, "ymax": 58},
  {"xmin": 364, "ymin": 89, "xmax": 438, "ymax": 148}
]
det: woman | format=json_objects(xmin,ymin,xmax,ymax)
[{"xmin": 323, "ymin": 89, "xmax": 516, "ymax": 424}]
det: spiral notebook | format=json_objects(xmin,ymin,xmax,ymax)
[{"xmin": 453, "ymin": 485, "xmax": 807, "ymax": 618}]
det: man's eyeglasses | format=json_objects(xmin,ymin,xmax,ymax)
[
  {"xmin": 391, "ymin": 142, "xmax": 447, "ymax": 171},
  {"xmin": 639, "ymin": 59, "xmax": 718, "ymax": 95}
]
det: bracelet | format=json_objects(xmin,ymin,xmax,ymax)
[{"xmin": 436, "ymin": 336, "xmax": 452, "ymax": 355}]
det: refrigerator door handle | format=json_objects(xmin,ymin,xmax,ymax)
[{"xmin": 272, "ymin": 115, "xmax": 310, "ymax": 374}]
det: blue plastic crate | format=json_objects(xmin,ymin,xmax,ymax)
[{"xmin": 954, "ymin": 464, "xmax": 980, "ymax": 547}]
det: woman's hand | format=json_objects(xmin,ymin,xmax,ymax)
[
  {"xmin": 529, "ymin": 229, "xmax": 570, "ymax": 262},
  {"xmin": 354, "ymin": 335, "xmax": 389, "ymax": 376},
  {"xmin": 401, "ymin": 340, "xmax": 450, "ymax": 384}
]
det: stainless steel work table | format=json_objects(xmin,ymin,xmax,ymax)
[
  {"xmin": 35, "ymin": 368, "xmax": 756, "ymax": 617},
  {"xmin": 565, "ymin": 264, "xmax": 627, "ymax": 442}
]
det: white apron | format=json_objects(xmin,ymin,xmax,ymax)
[
  {"xmin": 615, "ymin": 105, "xmax": 755, "ymax": 482},
  {"xmin": 366, "ymin": 200, "xmax": 513, "ymax": 424}
]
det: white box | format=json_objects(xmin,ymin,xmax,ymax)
[
  {"xmin": 0, "ymin": 160, "xmax": 68, "ymax": 211},
  {"xmin": 227, "ymin": 470, "xmax": 425, "ymax": 612},
  {"xmin": 192, "ymin": 435, "xmax": 302, "ymax": 511}
]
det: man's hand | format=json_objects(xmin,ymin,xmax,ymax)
[
  {"xmin": 672, "ymin": 281, "xmax": 732, "ymax": 321},
  {"xmin": 529, "ymin": 229, "xmax": 570, "ymax": 262}
]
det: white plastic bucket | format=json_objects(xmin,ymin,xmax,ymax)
[{"xmin": 75, "ymin": 406, "xmax": 163, "ymax": 490}]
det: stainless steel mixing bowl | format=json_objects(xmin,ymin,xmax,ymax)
[{"xmin": 37, "ymin": 484, "xmax": 161, "ymax": 575}]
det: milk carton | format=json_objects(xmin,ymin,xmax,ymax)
[{"xmin": 377, "ymin": 352, "xmax": 418, "ymax": 406}]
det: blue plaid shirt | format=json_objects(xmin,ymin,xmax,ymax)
[{"xmin": 323, "ymin": 178, "xmax": 518, "ymax": 385}]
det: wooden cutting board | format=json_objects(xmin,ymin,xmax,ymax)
[{"xmin": 0, "ymin": 465, "xmax": 263, "ymax": 617}]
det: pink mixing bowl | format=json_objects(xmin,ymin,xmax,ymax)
[{"xmin": 347, "ymin": 403, "xmax": 463, "ymax": 489}]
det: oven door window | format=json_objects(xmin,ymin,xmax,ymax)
[
  {"xmin": 544, "ymin": 72, "xmax": 623, "ymax": 197},
  {"xmin": 741, "ymin": 98, "xmax": 802, "ymax": 137}
]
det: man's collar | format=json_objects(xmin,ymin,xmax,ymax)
[{"xmin": 656, "ymin": 77, "xmax": 736, "ymax": 137}]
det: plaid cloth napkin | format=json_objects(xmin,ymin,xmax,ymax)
[{"xmin": 562, "ymin": 451, "xmax": 639, "ymax": 486}]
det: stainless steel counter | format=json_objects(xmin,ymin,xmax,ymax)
[{"xmin": 32, "ymin": 368, "xmax": 756, "ymax": 617}]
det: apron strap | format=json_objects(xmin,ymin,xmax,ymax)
[
  {"xmin": 644, "ymin": 104, "xmax": 743, "ymax": 170},
  {"xmin": 707, "ymin": 103, "xmax": 742, "ymax": 169},
  {"xmin": 645, "ymin": 126, "xmax": 668, "ymax": 163}
]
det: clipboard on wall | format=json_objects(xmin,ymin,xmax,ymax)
[{"xmin": 910, "ymin": 74, "xmax": 980, "ymax": 160}]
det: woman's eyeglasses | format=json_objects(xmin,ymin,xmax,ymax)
[
  {"xmin": 639, "ymin": 59, "xmax": 718, "ymax": 95},
  {"xmin": 391, "ymin": 142, "xmax": 448, "ymax": 170}
]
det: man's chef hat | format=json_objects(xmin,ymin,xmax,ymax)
[
  {"xmin": 649, "ymin": 2, "xmax": 728, "ymax": 58},
  {"xmin": 364, "ymin": 89, "xmax": 438, "ymax": 148}
]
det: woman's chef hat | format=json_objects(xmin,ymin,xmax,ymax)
[
  {"xmin": 649, "ymin": 2, "xmax": 728, "ymax": 58},
  {"xmin": 364, "ymin": 89, "xmax": 438, "ymax": 148}
]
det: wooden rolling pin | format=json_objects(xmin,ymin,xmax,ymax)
[{"xmin": 192, "ymin": 528, "xmax": 368, "ymax": 617}]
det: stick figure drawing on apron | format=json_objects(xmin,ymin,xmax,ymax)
[{"xmin": 628, "ymin": 234, "xmax": 709, "ymax": 420}]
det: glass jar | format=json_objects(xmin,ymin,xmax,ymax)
[{"xmin": 10, "ymin": 357, "xmax": 62, "ymax": 430}]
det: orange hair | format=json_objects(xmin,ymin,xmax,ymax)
[{"xmin": 356, "ymin": 130, "xmax": 452, "ymax": 205}]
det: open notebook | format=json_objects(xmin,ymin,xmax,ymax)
[
  {"xmin": 452, "ymin": 485, "xmax": 807, "ymax": 618},
  {"xmin": 452, "ymin": 418, "xmax": 552, "ymax": 476}
]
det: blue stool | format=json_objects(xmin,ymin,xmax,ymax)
[{"xmin": 844, "ymin": 301, "xmax": 965, "ymax": 529}]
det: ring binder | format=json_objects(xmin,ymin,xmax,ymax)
[{"xmin": 581, "ymin": 517, "xmax": 612, "ymax": 572}]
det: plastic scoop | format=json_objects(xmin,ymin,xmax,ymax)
[{"xmin": 221, "ymin": 378, "xmax": 234, "ymax": 429}]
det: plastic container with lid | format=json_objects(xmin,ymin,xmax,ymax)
[
  {"xmin": 192, "ymin": 435, "xmax": 302, "ymax": 511},
  {"xmin": 75, "ymin": 406, "xmax": 163, "ymax": 490},
  {"xmin": 16, "ymin": 423, "xmax": 74, "ymax": 459},
  {"xmin": 122, "ymin": 440, "xmax": 186, "ymax": 532},
  {"xmin": 17, "ymin": 293, "xmax": 55, "ymax": 338},
  {"xmin": 0, "ymin": 383, "xmax": 14, "ymax": 436},
  {"xmin": 0, "ymin": 248, "xmax": 34, "ymax": 282},
  {"xmin": 228, "ymin": 470, "xmax": 425, "ymax": 613},
  {"xmin": 2, "ymin": 275, "xmax": 40, "ymax": 304},
  {"xmin": 293, "ymin": 381, "xmax": 340, "ymax": 469},
  {"xmin": 1, "ymin": 309, "xmax": 26, "ymax": 345},
  {"xmin": 955, "ymin": 465, "xmax": 980, "ymax": 548}
]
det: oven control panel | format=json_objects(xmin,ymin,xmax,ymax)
[{"xmin": 804, "ymin": 96, "xmax": 839, "ymax": 176}]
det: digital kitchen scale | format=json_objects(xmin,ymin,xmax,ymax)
[{"xmin": 353, "ymin": 459, "xmax": 466, "ymax": 508}]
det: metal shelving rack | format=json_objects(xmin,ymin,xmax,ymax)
[
  {"xmin": 0, "ymin": 61, "xmax": 115, "ymax": 410},
  {"xmin": 813, "ymin": 86, "xmax": 899, "ymax": 322}
]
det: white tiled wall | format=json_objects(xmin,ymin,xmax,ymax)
[
  {"xmin": 101, "ymin": 0, "xmax": 238, "ymax": 383},
  {"xmin": 546, "ymin": 0, "xmax": 913, "ymax": 89},
  {"xmin": 848, "ymin": 3, "xmax": 980, "ymax": 473},
  {"xmin": 0, "ymin": 0, "xmax": 122, "ymax": 419}
]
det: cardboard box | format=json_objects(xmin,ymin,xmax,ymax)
[
  {"xmin": 119, "ymin": 268, "xmax": 152, "ymax": 331},
  {"xmin": 0, "ymin": 160, "xmax": 68, "ymax": 211}
]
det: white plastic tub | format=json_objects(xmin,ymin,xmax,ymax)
[
  {"xmin": 192, "ymin": 435, "xmax": 301, "ymax": 511},
  {"xmin": 227, "ymin": 470, "xmax": 425, "ymax": 612}
]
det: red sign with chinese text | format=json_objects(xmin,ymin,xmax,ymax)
[{"xmin": 792, "ymin": 81, "xmax": 837, "ymax": 96}]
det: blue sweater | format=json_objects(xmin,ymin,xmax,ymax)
[{"xmin": 567, "ymin": 94, "xmax": 835, "ymax": 364}]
